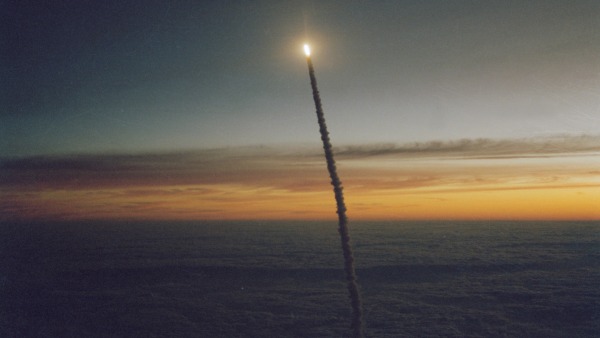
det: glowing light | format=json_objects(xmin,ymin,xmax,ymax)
[{"xmin": 303, "ymin": 44, "xmax": 311, "ymax": 57}]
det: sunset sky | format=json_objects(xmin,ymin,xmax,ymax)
[{"xmin": 2, "ymin": 1, "xmax": 599, "ymax": 221}]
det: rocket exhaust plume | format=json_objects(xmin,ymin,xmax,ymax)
[{"xmin": 303, "ymin": 44, "xmax": 365, "ymax": 338}]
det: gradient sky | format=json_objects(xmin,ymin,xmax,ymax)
[{"xmin": 2, "ymin": 1, "xmax": 599, "ymax": 221}]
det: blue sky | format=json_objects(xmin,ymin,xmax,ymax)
[{"xmin": 2, "ymin": 0, "xmax": 599, "ymax": 156}]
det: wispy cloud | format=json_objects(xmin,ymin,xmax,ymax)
[
  {"xmin": 0, "ymin": 147, "xmax": 322, "ymax": 190},
  {"xmin": 334, "ymin": 134, "xmax": 600, "ymax": 159},
  {"xmin": 1, "ymin": 135, "xmax": 598, "ymax": 221}
]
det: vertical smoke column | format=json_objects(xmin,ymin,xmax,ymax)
[{"xmin": 303, "ymin": 44, "xmax": 364, "ymax": 338}]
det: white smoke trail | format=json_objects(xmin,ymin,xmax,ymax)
[{"xmin": 305, "ymin": 49, "xmax": 365, "ymax": 338}]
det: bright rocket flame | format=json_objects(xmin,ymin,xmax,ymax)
[{"xmin": 303, "ymin": 44, "xmax": 311, "ymax": 57}]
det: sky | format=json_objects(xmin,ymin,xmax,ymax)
[{"xmin": 1, "ymin": 0, "xmax": 599, "ymax": 221}]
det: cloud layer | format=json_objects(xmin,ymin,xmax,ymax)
[{"xmin": 1, "ymin": 135, "xmax": 599, "ymax": 221}]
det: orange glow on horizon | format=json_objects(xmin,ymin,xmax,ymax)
[
  {"xmin": 2, "ymin": 141, "xmax": 599, "ymax": 222},
  {"xmin": 3, "ymin": 181, "xmax": 598, "ymax": 222}
]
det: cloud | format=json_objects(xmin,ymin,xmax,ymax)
[
  {"xmin": 1, "ymin": 135, "xmax": 598, "ymax": 221},
  {"xmin": 333, "ymin": 134, "xmax": 600, "ymax": 159},
  {"xmin": 0, "ymin": 147, "xmax": 323, "ymax": 190},
  {"xmin": 2, "ymin": 134, "xmax": 598, "ymax": 190}
]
